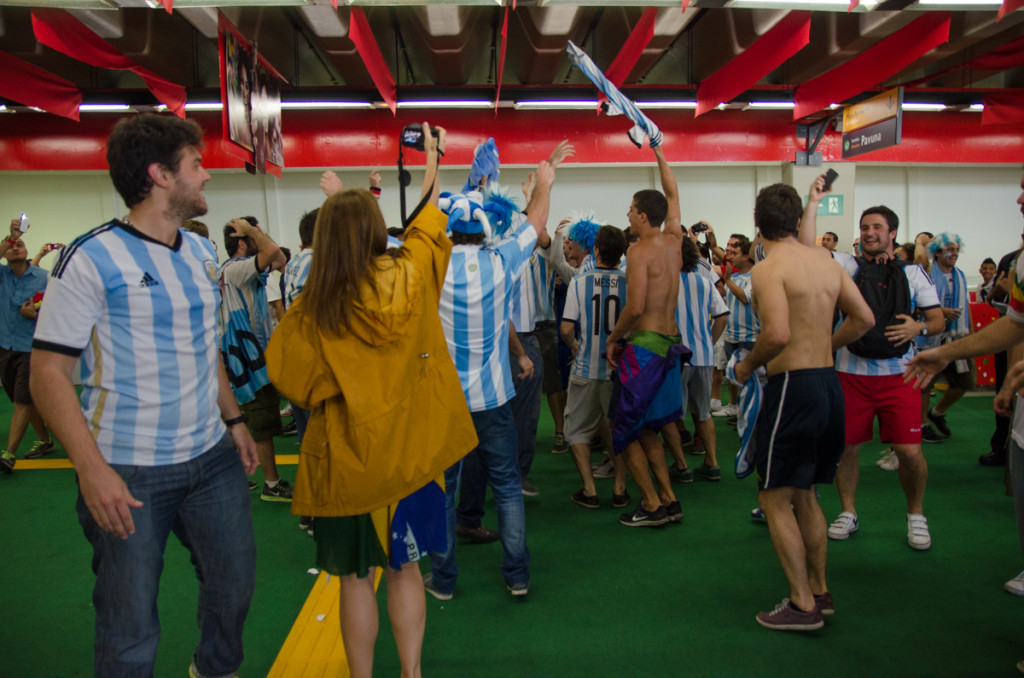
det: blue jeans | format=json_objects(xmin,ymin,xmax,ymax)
[
  {"xmin": 77, "ymin": 435, "xmax": 256, "ymax": 678},
  {"xmin": 455, "ymin": 449, "xmax": 486, "ymax": 528},
  {"xmin": 511, "ymin": 333, "xmax": 544, "ymax": 477},
  {"xmin": 430, "ymin": 405, "xmax": 530, "ymax": 593}
]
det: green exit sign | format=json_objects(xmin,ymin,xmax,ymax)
[{"xmin": 808, "ymin": 195, "xmax": 843, "ymax": 216}]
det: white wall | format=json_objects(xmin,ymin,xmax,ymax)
[{"xmin": 1, "ymin": 162, "xmax": 1019, "ymax": 287}]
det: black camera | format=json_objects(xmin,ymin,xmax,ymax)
[
  {"xmin": 400, "ymin": 124, "xmax": 439, "ymax": 152},
  {"xmin": 691, "ymin": 222, "xmax": 709, "ymax": 234}
]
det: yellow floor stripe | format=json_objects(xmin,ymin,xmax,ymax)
[
  {"xmin": 16, "ymin": 454, "xmax": 299, "ymax": 472},
  {"xmin": 268, "ymin": 569, "xmax": 382, "ymax": 678}
]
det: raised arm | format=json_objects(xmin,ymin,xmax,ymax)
[
  {"xmin": 653, "ymin": 146, "xmax": 682, "ymax": 241},
  {"xmin": 799, "ymin": 174, "xmax": 829, "ymax": 248},
  {"xmin": 421, "ymin": 123, "xmax": 446, "ymax": 207}
]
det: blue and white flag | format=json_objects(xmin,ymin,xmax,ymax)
[
  {"xmin": 565, "ymin": 41, "xmax": 663, "ymax": 149},
  {"xmin": 727, "ymin": 350, "xmax": 766, "ymax": 479}
]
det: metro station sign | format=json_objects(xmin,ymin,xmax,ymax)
[{"xmin": 842, "ymin": 87, "xmax": 903, "ymax": 159}]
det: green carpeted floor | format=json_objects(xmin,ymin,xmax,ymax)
[{"xmin": 1, "ymin": 392, "xmax": 1021, "ymax": 677}]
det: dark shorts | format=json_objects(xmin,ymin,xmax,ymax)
[
  {"xmin": 755, "ymin": 368, "xmax": 845, "ymax": 491},
  {"xmin": 535, "ymin": 321, "xmax": 563, "ymax": 394},
  {"xmin": 939, "ymin": 358, "xmax": 976, "ymax": 391},
  {"xmin": 0, "ymin": 348, "xmax": 33, "ymax": 405},
  {"xmin": 239, "ymin": 385, "xmax": 283, "ymax": 442}
]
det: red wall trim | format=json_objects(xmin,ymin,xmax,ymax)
[{"xmin": 0, "ymin": 108, "xmax": 1020, "ymax": 172}]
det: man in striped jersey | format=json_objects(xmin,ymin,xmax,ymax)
[
  {"xmin": 716, "ymin": 235, "xmax": 760, "ymax": 419},
  {"xmin": 674, "ymin": 236, "xmax": 730, "ymax": 482},
  {"xmin": 426, "ymin": 143, "xmax": 570, "ymax": 600},
  {"xmin": 220, "ymin": 216, "xmax": 291, "ymax": 502},
  {"xmin": 563, "ymin": 225, "xmax": 629, "ymax": 509},
  {"xmin": 30, "ymin": 114, "xmax": 258, "ymax": 677},
  {"xmin": 606, "ymin": 144, "xmax": 687, "ymax": 528},
  {"xmin": 733, "ymin": 182, "xmax": 872, "ymax": 631},
  {"xmin": 800, "ymin": 180, "xmax": 944, "ymax": 551}
]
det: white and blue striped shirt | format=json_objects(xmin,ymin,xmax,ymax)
[
  {"xmin": 508, "ymin": 259, "xmax": 538, "ymax": 334},
  {"xmin": 833, "ymin": 252, "xmax": 941, "ymax": 376},
  {"xmin": 284, "ymin": 247, "xmax": 312, "ymax": 308},
  {"xmin": 677, "ymin": 270, "xmax": 729, "ymax": 367},
  {"xmin": 33, "ymin": 222, "xmax": 225, "ymax": 466},
  {"xmin": 563, "ymin": 268, "xmax": 625, "ymax": 380},
  {"xmin": 439, "ymin": 220, "xmax": 538, "ymax": 412},
  {"xmin": 530, "ymin": 253, "xmax": 557, "ymax": 322},
  {"xmin": 725, "ymin": 271, "xmax": 760, "ymax": 343}
]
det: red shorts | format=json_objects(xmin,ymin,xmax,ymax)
[{"xmin": 838, "ymin": 372, "xmax": 921, "ymax": 446}]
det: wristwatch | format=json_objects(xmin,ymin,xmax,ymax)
[
  {"xmin": 920, "ymin": 324, "xmax": 929, "ymax": 337},
  {"xmin": 223, "ymin": 413, "xmax": 249, "ymax": 428}
]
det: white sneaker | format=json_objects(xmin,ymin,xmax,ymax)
[
  {"xmin": 877, "ymin": 448, "xmax": 900, "ymax": 471},
  {"xmin": 1005, "ymin": 571, "xmax": 1024, "ymax": 596},
  {"xmin": 907, "ymin": 513, "xmax": 932, "ymax": 550},
  {"xmin": 710, "ymin": 398, "xmax": 722, "ymax": 412},
  {"xmin": 712, "ymin": 403, "xmax": 738, "ymax": 418},
  {"xmin": 828, "ymin": 511, "xmax": 858, "ymax": 540},
  {"xmin": 592, "ymin": 458, "xmax": 615, "ymax": 479}
]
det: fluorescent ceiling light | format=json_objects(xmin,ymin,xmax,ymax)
[
  {"xmin": 636, "ymin": 101, "xmax": 698, "ymax": 109},
  {"xmin": 396, "ymin": 100, "xmax": 492, "ymax": 109},
  {"xmin": 514, "ymin": 100, "xmax": 598, "ymax": 110},
  {"xmin": 902, "ymin": 102, "xmax": 947, "ymax": 111},
  {"xmin": 918, "ymin": 0, "xmax": 999, "ymax": 4},
  {"xmin": 280, "ymin": 101, "xmax": 373, "ymax": 110},
  {"xmin": 183, "ymin": 102, "xmax": 224, "ymax": 111},
  {"xmin": 79, "ymin": 104, "xmax": 131, "ymax": 113},
  {"xmin": 746, "ymin": 101, "xmax": 795, "ymax": 109},
  {"xmin": 734, "ymin": 0, "xmax": 877, "ymax": 5},
  {"xmin": 968, "ymin": 104, "xmax": 985, "ymax": 112}
]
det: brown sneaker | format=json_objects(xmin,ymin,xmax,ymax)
[
  {"xmin": 756, "ymin": 598, "xmax": 824, "ymax": 631},
  {"xmin": 456, "ymin": 524, "xmax": 500, "ymax": 544},
  {"xmin": 813, "ymin": 592, "xmax": 834, "ymax": 615}
]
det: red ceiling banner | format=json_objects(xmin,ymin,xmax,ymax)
[
  {"xmin": 0, "ymin": 49, "xmax": 82, "ymax": 121},
  {"xmin": 349, "ymin": 6, "xmax": 397, "ymax": 115},
  {"xmin": 793, "ymin": 12, "xmax": 950, "ymax": 120},
  {"xmin": 495, "ymin": 6, "xmax": 509, "ymax": 115},
  {"xmin": 695, "ymin": 11, "xmax": 810, "ymax": 117},
  {"xmin": 848, "ymin": 0, "xmax": 860, "ymax": 12},
  {"xmin": 982, "ymin": 91, "xmax": 1024, "ymax": 126},
  {"xmin": 998, "ymin": 0, "xmax": 1024, "ymax": 21},
  {"xmin": 157, "ymin": 0, "xmax": 173, "ymax": 13},
  {"xmin": 605, "ymin": 7, "xmax": 657, "ymax": 86},
  {"xmin": 31, "ymin": 8, "xmax": 187, "ymax": 118}
]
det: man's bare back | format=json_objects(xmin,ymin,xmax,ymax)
[{"xmin": 751, "ymin": 240, "xmax": 848, "ymax": 375}]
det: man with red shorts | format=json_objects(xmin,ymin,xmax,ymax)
[{"xmin": 801, "ymin": 186, "xmax": 944, "ymax": 551}]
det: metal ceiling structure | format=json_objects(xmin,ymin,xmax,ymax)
[{"xmin": 0, "ymin": 1, "xmax": 1022, "ymax": 118}]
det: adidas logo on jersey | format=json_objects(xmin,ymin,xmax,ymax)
[{"xmin": 139, "ymin": 272, "xmax": 160, "ymax": 288}]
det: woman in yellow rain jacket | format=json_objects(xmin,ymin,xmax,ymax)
[{"xmin": 266, "ymin": 124, "xmax": 476, "ymax": 678}]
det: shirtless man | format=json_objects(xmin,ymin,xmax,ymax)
[
  {"xmin": 606, "ymin": 144, "xmax": 686, "ymax": 528},
  {"xmin": 733, "ymin": 181, "xmax": 873, "ymax": 631}
]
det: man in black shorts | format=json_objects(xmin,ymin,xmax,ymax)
[
  {"xmin": 733, "ymin": 180, "xmax": 873, "ymax": 631},
  {"xmin": 0, "ymin": 219, "xmax": 57, "ymax": 472}
]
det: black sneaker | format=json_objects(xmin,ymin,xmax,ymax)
[
  {"xmin": 694, "ymin": 464, "xmax": 722, "ymax": 481},
  {"xmin": 619, "ymin": 503, "xmax": 669, "ymax": 528},
  {"xmin": 679, "ymin": 428, "xmax": 693, "ymax": 447},
  {"xmin": 281, "ymin": 421, "xmax": 298, "ymax": 437},
  {"xmin": 551, "ymin": 433, "xmax": 568, "ymax": 454},
  {"xmin": 0, "ymin": 451, "xmax": 14, "ymax": 474},
  {"xmin": 261, "ymin": 479, "xmax": 294, "ymax": 502},
  {"xmin": 612, "ymin": 490, "xmax": 631, "ymax": 508},
  {"xmin": 927, "ymin": 409, "xmax": 951, "ymax": 437},
  {"xmin": 921, "ymin": 424, "xmax": 943, "ymax": 444},
  {"xmin": 669, "ymin": 465, "xmax": 694, "ymax": 484},
  {"xmin": 665, "ymin": 500, "xmax": 683, "ymax": 523},
  {"xmin": 248, "ymin": 480, "xmax": 259, "ymax": 492},
  {"xmin": 571, "ymin": 488, "xmax": 599, "ymax": 509},
  {"xmin": 25, "ymin": 440, "xmax": 56, "ymax": 459},
  {"xmin": 979, "ymin": 451, "xmax": 1006, "ymax": 466}
]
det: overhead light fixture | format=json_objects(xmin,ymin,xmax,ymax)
[
  {"xmin": 280, "ymin": 101, "xmax": 374, "ymax": 110},
  {"xmin": 183, "ymin": 102, "xmax": 223, "ymax": 111},
  {"xmin": 918, "ymin": 0, "xmax": 999, "ymax": 4},
  {"xmin": 968, "ymin": 104, "xmax": 985, "ymax": 112},
  {"xmin": 746, "ymin": 101, "xmax": 795, "ymax": 109},
  {"xmin": 396, "ymin": 100, "xmax": 492, "ymax": 109},
  {"xmin": 732, "ymin": 0, "xmax": 877, "ymax": 5},
  {"xmin": 902, "ymin": 102, "xmax": 947, "ymax": 111},
  {"xmin": 79, "ymin": 104, "xmax": 132, "ymax": 113},
  {"xmin": 636, "ymin": 101, "xmax": 698, "ymax": 109},
  {"xmin": 514, "ymin": 100, "xmax": 599, "ymax": 110}
]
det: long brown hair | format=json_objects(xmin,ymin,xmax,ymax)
[{"xmin": 303, "ymin": 188, "xmax": 388, "ymax": 334}]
